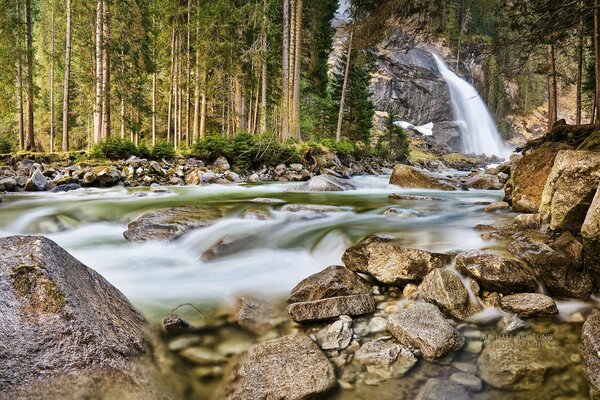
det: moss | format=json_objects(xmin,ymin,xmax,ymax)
[
  {"xmin": 578, "ymin": 131, "xmax": 600, "ymax": 151},
  {"xmin": 408, "ymin": 147, "xmax": 438, "ymax": 162},
  {"xmin": 10, "ymin": 264, "xmax": 65, "ymax": 314},
  {"xmin": 442, "ymin": 153, "xmax": 480, "ymax": 163}
]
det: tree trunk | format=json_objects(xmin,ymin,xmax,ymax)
[
  {"xmin": 167, "ymin": 26, "xmax": 176, "ymax": 143},
  {"xmin": 152, "ymin": 16, "xmax": 157, "ymax": 146},
  {"xmin": 596, "ymin": 0, "xmax": 600, "ymax": 122},
  {"xmin": 50, "ymin": 5, "xmax": 55, "ymax": 153},
  {"xmin": 101, "ymin": 0, "xmax": 111, "ymax": 140},
  {"xmin": 200, "ymin": 66, "xmax": 207, "ymax": 139},
  {"xmin": 292, "ymin": 0, "xmax": 302, "ymax": 139},
  {"xmin": 62, "ymin": 0, "xmax": 72, "ymax": 152},
  {"xmin": 94, "ymin": 0, "xmax": 103, "ymax": 144},
  {"xmin": 259, "ymin": 0, "xmax": 268, "ymax": 133},
  {"xmin": 546, "ymin": 42, "xmax": 558, "ymax": 130},
  {"xmin": 336, "ymin": 30, "xmax": 353, "ymax": 143},
  {"xmin": 186, "ymin": 0, "xmax": 191, "ymax": 145},
  {"xmin": 281, "ymin": 0, "xmax": 290, "ymax": 140},
  {"xmin": 24, "ymin": 0, "xmax": 35, "ymax": 150},
  {"xmin": 174, "ymin": 35, "xmax": 179, "ymax": 149},
  {"xmin": 577, "ymin": 16, "xmax": 584, "ymax": 125}
]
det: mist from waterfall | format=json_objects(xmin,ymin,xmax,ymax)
[{"xmin": 432, "ymin": 54, "xmax": 511, "ymax": 158}]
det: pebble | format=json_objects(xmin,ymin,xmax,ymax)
[
  {"xmin": 452, "ymin": 361, "xmax": 478, "ymax": 374},
  {"xmin": 168, "ymin": 335, "xmax": 201, "ymax": 352},
  {"xmin": 179, "ymin": 347, "xmax": 227, "ymax": 365},
  {"xmin": 450, "ymin": 372, "xmax": 483, "ymax": 392}
]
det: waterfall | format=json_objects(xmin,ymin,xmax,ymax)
[{"xmin": 432, "ymin": 54, "xmax": 510, "ymax": 158}]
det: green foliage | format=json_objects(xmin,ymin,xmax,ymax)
[
  {"xmin": 376, "ymin": 113, "xmax": 410, "ymax": 161},
  {"xmin": 90, "ymin": 138, "xmax": 138, "ymax": 160},
  {"xmin": 320, "ymin": 138, "xmax": 355, "ymax": 156},
  {"xmin": 0, "ymin": 135, "xmax": 14, "ymax": 154},
  {"xmin": 151, "ymin": 141, "xmax": 176, "ymax": 160}
]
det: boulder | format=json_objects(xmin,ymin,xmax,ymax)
[
  {"xmin": 583, "ymin": 185, "xmax": 600, "ymax": 287},
  {"xmin": 212, "ymin": 156, "xmax": 230, "ymax": 172},
  {"xmin": 389, "ymin": 164, "xmax": 460, "ymax": 191},
  {"xmin": 288, "ymin": 294, "xmax": 376, "ymax": 323},
  {"xmin": 24, "ymin": 168, "xmax": 48, "ymax": 191},
  {"xmin": 499, "ymin": 293, "xmax": 558, "ymax": 317},
  {"xmin": 355, "ymin": 339, "xmax": 417, "ymax": 379},
  {"xmin": 455, "ymin": 250, "xmax": 537, "ymax": 294},
  {"xmin": 0, "ymin": 236, "xmax": 146, "ymax": 390},
  {"xmin": 478, "ymin": 334, "xmax": 569, "ymax": 390},
  {"xmin": 315, "ymin": 316, "xmax": 353, "ymax": 350},
  {"xmin": 484, "ymin": 201, "xmax": 510, "ymax": 212},
  {"xmin": 513, "ymin": 213, "xmax": 543, "ymax": 230},
  {"xmin": 52, "ymin": 183, "xmax": 82, "ymax": 193},
  {"xmin": 94, "ymin": 166, "xmax": 122, "ymax": 186},
  {"xmin": 123, "ymin": 206, "xmax": 222, "ymax": 242},
  {"xmin": 387, "ymin": 302, "xmax": 464, "ymax": 359},
  {"xmin": 280, "ymin": 204, "xmax": 345, "ymax": 214},
  {"xmin": 293, "ymin": 174, "xmax": 357, "ymax": 192},
  {"xmin": 539, "ymin": 150, "xmax": 600, "ymax": 231},
  {"xmin": 416, "ymin": 378, "xmax": 472, "ymax": 400},
  {"xmin": 342, "ymin": 235, "xmax": 451, "ymax": 285},
  {"xmin": 582, "ymin": 312, "xmax": 600, "ymax": 398},
  {"xmin": 420, "ymin": 268, "xmax": 482, "ymax": 320},
  {"xmin": 505, "ymin": 142, "xmax": 572, "ymax": 213},
  {"xmin": 508, "ymin": 233, "xmax": 593, "ymax": 299},
  {"xmin": 220, "ymin": 334, "xmax": 336, "ymax": 400},
  {"xmin": 234, "ymin": 295, "xmax": 285, "ymax": 335},
  {"xmin": 463, "ymin": 174, "xmax": 502, "ymax": 190},
  {"xmin": 0, "ymin": 177, "xmax": 17, "ymax": 191}
]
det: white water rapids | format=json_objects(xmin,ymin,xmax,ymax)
[{"xmin": 433, "ymin": 54, "xmax": 511, "ymax": 158}]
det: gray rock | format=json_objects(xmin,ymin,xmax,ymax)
[
  {"xmin": 288, "ymin": 294, "xmax": 376, "ymax": 323},
  {"xmin": 179, "ymin": 347, "xmax": 226, "ymax": 365},
  {"xmin": 162, "ymin": 314, "xmax": 191, "ymax": 333},
  {"xmin": 294, "ymin": 174, "xmax": 357, "ymax": 192},
  {"xmin": 212, "ymin": 157, "xmax": 230, "ymax": 172},
  {"xmin": 498, "ymin": 313, "xmax": 528, "ymax": 334},
  {"xmin": 389, "ymin": 164, "xmax": 460, "ymax": 191},
  {"xmin": 221, "ymin": 334, "xmax": 336, "ymax": 400},
  {"xmin": 368, "ymin": 316, "xmax": 388, "ymax": 333},
  {"xmin": 582, "ymin": 184, "xmax": 600, "ymax": 288},
  {"xmin": 281, "ymin": 204, "xmax": 345, "ymax": 214},
  {"xmin": 0, "ymin": 236, "xmax": 146, "ymax": 390},
  {"xmin": 342, "ymin": 235, "xmax": 451, "ymax": 285},
  {"xmin": 513, "ymin": 213, "xmax": 543, "ymax": 230},
  {"xmin": 415, "ymin": 378, "xmax": 472, "ymax": 400},
  {"xmin": 24, "ymin": 168, "xmax": 48, "ymax": 191},
  {"xmin": 315, "ymin": 316, "xmax": 353, "ymax": 350},
  {"xmin": 454, "ymin": 250, "xmax": 537, "ymax": 294},
  {"xmin": 235, "ymin": 295, "xmax": 285, "ymax": 335},
  {"xmin": 387, "ymin": 302, "xmax": 464, "ymax": 359},
  {"xmin": 420, "ymin": 268, "xmax": 482, "ymax": 320},
  {"xmin": 463, "ymin": 174, "xmax": 502, "ymax": 190},
  {"xmin": 149, "ymin": 183, "xmax": 170, "ymax": 193},
  {"xmin": 288, "ymin": 265, "xmax": 372, "ymax": 303},
  {"xmin": 500, "ymin": 293, "xmax": 558, "ymax": 317},
  {"xmin": 450, "ymin": 372, "xmax": 483, "ymax": 392},
  {"xmin": 356, "ymin": 339, "xmax": 417, "ymax": 379},
  {"xmin": 52, "ymin": 183, "xmax": 82, "ymax": 193},
  {"xmin": 0, "ymin": 177, "xmax": 17, "ymax": 191},
  {"xmin": 582, "ymin": 312, "xmax": 600, "ymax": 398}
]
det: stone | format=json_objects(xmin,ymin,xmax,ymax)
[
  {"xmin": 288, "ymin": 294, "xmax": 376, "ymax": 323},
  {"xmin": 293, "ymin": 174, "xmax": 357, "ymax": 192},
  {"xmin": 453, "ymin": 362, "xmax": 478, "ymax": 375},
  {"xmin": 583, "ymin": 185, "xmax": 600, "ymax": 288},
  {"xmin": 342, "ymin": 235, "xmax": 451, "ymax": 285},
  {"xmin": 167, "ymin": 336, "xmax": 201, "ymax": 352},
  {"xmin": 387, "ymin": 302, "xmax": 464, "ymax": 359},
  {"xmin": 420, "ymin": 268, "xmax": 482, "ymax": 320},
  {"xmin": 212, "ymin": 156, "xmax": 230, "ymax": 172},
  {"xmin": 498, "ymin": 314, "xmax": 528, "ymax": 334},
  {"xmin": 389, "ymin": 164, "xmax": 460, "ymax": 191},
  {"xmin": 150, "ymin": 183, "xmax": 170, "ymax": 193},
  {"xmin": 52, "ymin": 183, "xmax": 82, "ymax": 193},
  {"xmin": 234, "ymin": 295, "xmax": 284, "ymax": 335},
  {"xmin": 455, "ymin": 250, "xmax": 537, "ymax": 294},
  {"xmin": 388, "ymin": 193, "xmax": 442, "ymax": 201},
  {"xmin": 281, "ymin": 204, "xmax": 345, "ymax": 214},
  {"xmin": 179, "ymin": 347, "xmax": 227, "ymax": 365},
  {"xmin": 582, "ymin": 312, "xmax": 600, "ymax": 398},
  {"xmin": 123, "ymin": 206, "xmax": 222, "ymax": 242},
  {"xmin": 505, "ymin": 142, "xmax": 571, "ymax": 213},
  {"xmin": 94, "ymin": 166, "xmax": 122, "ymax": 186},
  {"xmin": 463, "ymin": 174, "xmax": 502, "ymax": 190},
  {"xmin": 500, "ymin": 293, "xmax": 558, "ymax": 317},
  {"xmin": 288, "ymin": 265, "xmax": 372, "ymax": 303},
  {"xmin": 383, "ymin": 208, "xmax": 419, "ymax": 218},
  {"xmin": 355, "ymin": 339, "xmax": 417, "ymax": 379},
  {"xmin": 415, "ymin": 378, "xmax": 472, "ymax": 400},
  {"xmin": 220, "ymin": 334, "xmax": 336, "ymax": 400},
  {"xmin": 0, "ymin": 177, "xmax": 17, "ymax": 191},
  {"xmin": 315, "ymin": 316, "xmax": 353, "ymax": 350},
  {"xmin": 550, "ymin": 231, "xmax": 584, "ymax": 267},
  {"xmin": 368, "ymin": 316, "xmax": 388, "ymax": 333},
  {"xmin": 478, "ymin": 334, "xmax": 569, "ymax": 390},
  {"xmin": 513, "ymin": 213, "xmax": 543, "ymax": 230},
  {"xmin": 508, "ymin": 233, "xmax": 593, "ymax": 299},
  {"xmin": 24, "ymin": 168, "xmax": 48, "ymax": 191},
  {"xmin": 450, "ymin": 372, "xmax": 483, "ymax": 392},
  {"xmin": 539, "ymin": 150, "xmax": 600, "ymax": 231},
  {"xmin": 0, "ymin": 236, "xmax": 146, "ymax": 390},
  {"xmin": 484, "ymin": 201, "xmax": 510, "ymax": 212}
]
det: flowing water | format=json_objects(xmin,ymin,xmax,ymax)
[{"xmin": 433, "ymin": 54, "xmax": 512, "ymax": 158}]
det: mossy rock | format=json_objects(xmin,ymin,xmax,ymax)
[
  {"xmin": 578, "ymin": 131, "xmax": 600, "ymax": 151},
  {"xmin": 10, "ymin": 264, "xmax": 65, "ymax": 314}
]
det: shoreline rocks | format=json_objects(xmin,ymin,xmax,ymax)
[{"xmin": 389, "ymin": 164, "xmax": 461, "ymax": 190}]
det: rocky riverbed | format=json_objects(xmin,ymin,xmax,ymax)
[{"xmin": 1, "ymin": 146, "xmax": 599, "ymax": 399}]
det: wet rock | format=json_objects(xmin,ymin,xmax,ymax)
[
  {"xmin": 251, "ymin": 197, "xmax": 286, "ymax": 204},
  {"xmin": 95, "ymin": 165, "xmax": 122, "ymax": 186},
  {"xmin": 24, "ymin": 168, "xmax": 48, "ymax": 191},
  {"xmin": 505, "ymin": 142, "xmax": 571, "ymax": 213},
  {"xmin": 150, "ymin": 183, "xmax": 170, "ymax": 193},
  {"xmin": 294, "ymin": 174, "xmax": 357, "ymax": 192},
  {"xmin": 342, "ymin": 235, "xmax": 451, "ymax": 285},
  {"xmin": 387, "ymin": 302, "xmax": 464, "ymax": 359},
  {"xmin": 582, "ymin": 312, "xmax": 600, "ymax": 398},
  {"xmin": 420, "ymin": 268, "xmax": 482, "ymax": 320},
  {"xmin": 281, "ymin": 204, "xmax": 345, "ymax": 213},
  {"xmin": 0, "ymin": 236, "xmax": 146, "ymax": 390},
  {"xmin": 212, "ymin": 156, "xmax": 230, "ymax": 172},
  {"xmin": 162, "ymin": 314, "xmax": 191, "ymax": 333},
  {"xmin": 484, "ymin": 201, "xmax": 510, "ymax": 212},
  {"xmin": 455, "ymin": 250, "xmax": 537, "ymax": 294},
  {"xmin": 180, "ymin": 347, "xmax": 226, "ymax": 365},
  {"xmin": 355, "ymin": 339, "xmax": 417, "ymax": 380},
  {"xmin": 235, "ymin": 295, "xmax": 285, "ymax": 335},
  {"xmin": 415, "ymin": 378, "xmax": 472, "ymax": 400},
  {"xmin": 508, "ymin": 233, "xmax": 593, "ymax": 299},
  {"xmin": 550, "ymin": 231, "xmax": 583, "ymax": 266},
  {"xmin": 315, "ymin": 316, "xmax": 353, "ymax": 350},
  {"xmin": 450, "ymin": 372, "xmax": 483, "ymax": 392},
  {"xmin": 389, "ymin": 164, "xmax": 460, "ymax": 191},
  {"xmin": 513, "ymin": 213, "xmax": 543, "ymax": 230},
  {"xmin": 221, "ymin": 334, "xmax": 336, "ymax": 400},
  {"xmin": 0, "ymin": 177, "xmax": 17, "ymax": 191},
  {"xmin": 539, "ymin": 150, "xmax": 600, "ymax": 231},
  {"xmin": 383, "ymin": 208, "xmax": 419, "ymax": 218},
  {"xmin": 288, "ymin": 294, "xmax": 376, "ymax": 323},
  {"xmin": 500, "ymin": 293, "xmax": 558, "ymax": 317},
  {"xmin": 582, "ymin": 184, "xmax": 600, "ymax": 288},
  {"xmin": 388, "ymin": 193, "xmax": 442, "ymax": 201},
  {"xmin": 123, "ymin": 206, "xmax": 222, "ymax": 242},
  {"xmin": 368, "ymin": 316, "xmax": 388, "ymax": 333},
  {"xmin": 478, "ymin": 334, "xmax": 569, "ymax": 390},
  {"xmin": 463, "ymin": 174, "xmax": 502, "ymax": 190}
]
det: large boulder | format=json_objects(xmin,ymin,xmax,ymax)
[
  {"xmin": 508, "ymin": 233, "xmax": 593, "ymax": 299},
  {"xmin": 123, "ymin": 206, "xmax": 222, "ymax": 242},
  {"xmin": 463, "ymin": 174, "xmax": 502, "ymax": 190},
  {"xmin": 287, "ymin": 265, "xmax": 376, "ymax": 323},
  {"xmin": 389, "ymin": 164, "xmax": 461, "ymax": 191},
  {"xmin": 454, "ymin": 250, "xmax": 537, "ymax": 294},
  {"xmin": 0, "ymin": 236, "xmax": 146, "ymax": 390},
  {"xmin": 342, "ymin": 235, "xmax": 451, "ymax": 285},
  {"xmin": 220, "ymin": 333, "xmax": 336, "ymax": 399},
  {"xmin": 539, "ymin": 150, "xmax": 600, "ymax": 231},
  {"xmin": 420, "ymin": 268, "xmax": 482, "ymax": 320},
  {"xmin": 583, "ymin": 184, "xmax": 600, "ymax": 287},
  {"xmin": 387, "ymin": 302, "xmax": 464, "ymax": 359},
  {"xmin": 293, "ymin": 175, "xmax": 357, "ymax": 192},
  {"xmin": 582, "ymin": 312, "xmax": 600, "ymax": 398},
  {"xmin": 24, "ymin": 168, "xmax": 48, "ymax": 192},
  {"xmin": 505, "ymin": 142, "xmax": 571, "ymax": 213}
]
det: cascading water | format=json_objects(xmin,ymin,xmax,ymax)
[{"xmin": 432, "ymin": 54, "xmax": 510, "ymax": 158}]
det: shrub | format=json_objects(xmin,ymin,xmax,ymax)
[
  {"xmin": 152, "ymin": 141, "xmax": 176, "ymax": 160},
  {"xmin": 89, "ymin": 138, "xmax": 138, "ymax": 160},
  {"xmin": 0, "ymin": 135, "xmax": 13, "ymax": 154},
  {"xmin": 136, "ymin": 143, "xmax": 151, "ymax": 159}
]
